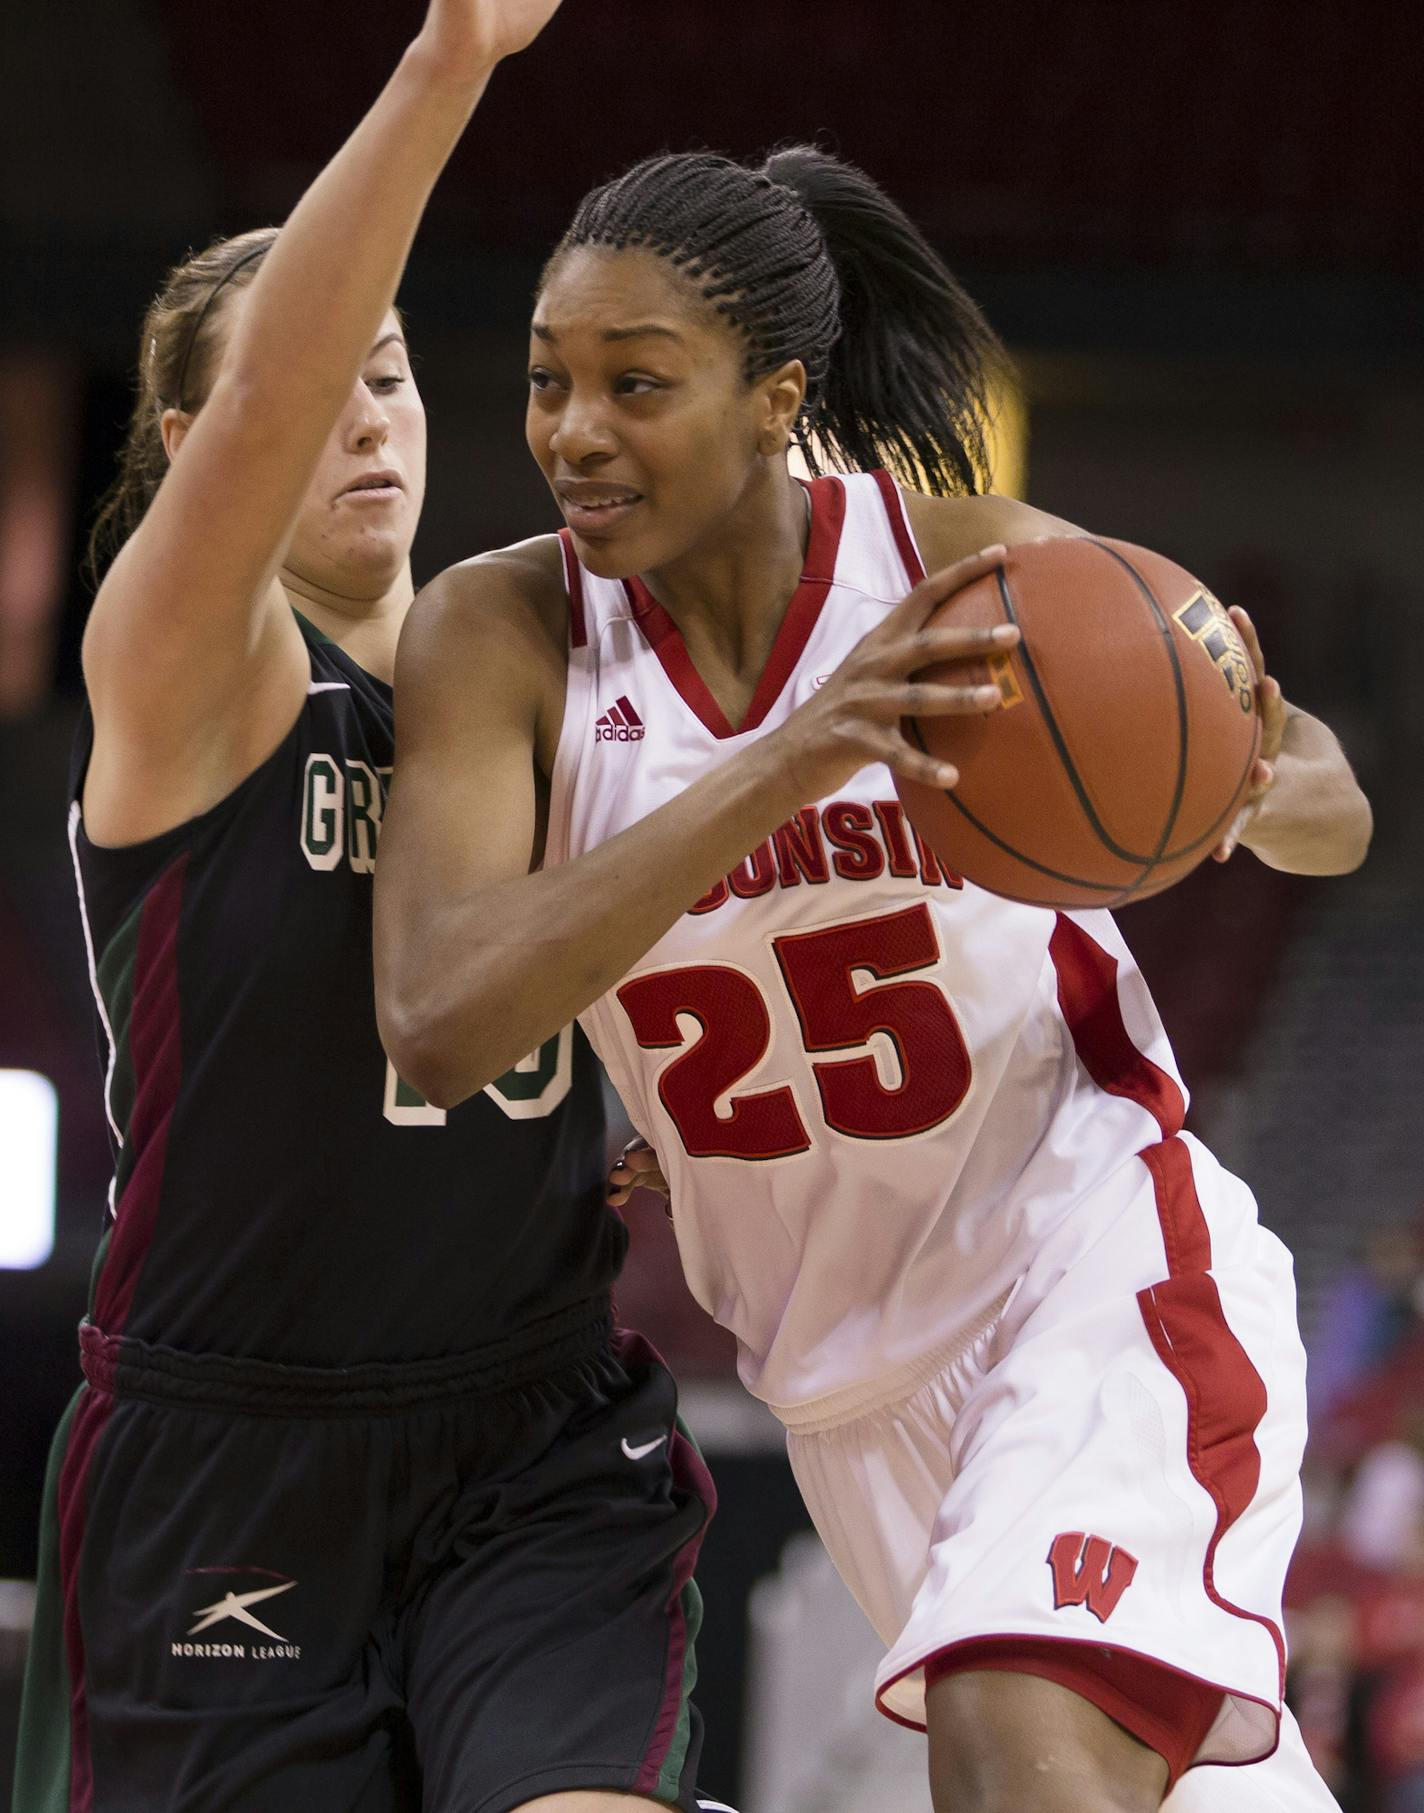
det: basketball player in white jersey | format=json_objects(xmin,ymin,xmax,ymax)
[{"xmin": 375, "ymin": 148, "xmax": 1371, "ymax": 1812}]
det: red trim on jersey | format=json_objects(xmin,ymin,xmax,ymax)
[
  {"xmin": 93, "ymin": 853, "xmax": 189, "ymax": 1334},
  {"xmin": 1048, "ymin": 914, "xmax": 1185, "ymax": 1138},
  {"xmin": 1048, "ymin": 913, "xmax": 1286, "ymax": 1700},
  {"xmin": 870, "ymin": 467, "xmax": 927, "ymax": 583},
  {"xmin": 622, "ymin": 476, "xmax": 847, "ymax": 739},
  {"xmin": 558, "ymin": 528, "xmax": 588, "ymax": 649},
  {"xmin": 921, "ymin": 1636, "xmax": 1226, "ymax": 1791},
  {"xmin": 57, "ymin": 1386, "xmax": 116, "ymax": 1813}
]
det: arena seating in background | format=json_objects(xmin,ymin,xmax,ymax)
[{"xmin": 155, "ymin": 1, "xmax": 1424, "ymax": 275}]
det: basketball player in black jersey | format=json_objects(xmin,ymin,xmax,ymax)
[{"xmin": 13, "ymin": 7, "xmax": 724, "ymax": 1812}]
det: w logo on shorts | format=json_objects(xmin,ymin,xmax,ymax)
[{"xmin": 1047, "ymin": 1531, "xmax": 1139, "ymax": 1623}]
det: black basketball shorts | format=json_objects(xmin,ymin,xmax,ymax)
[{"xmin": 14, "ymin": 1297, "xmax": 723, "ymax": 1813}]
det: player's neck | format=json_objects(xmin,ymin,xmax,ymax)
[
  {"xmin": 277, "ymin": 562, "xmax": 415, "ymax": 683},
  {"xmin": 639, "ymin": 469, "xmax": 810, "ymax": 682}
]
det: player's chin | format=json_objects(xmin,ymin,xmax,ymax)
[
  {"xmin": 332, "ymin": 526, "xmax": 414, "ymax": 585},
  {"xmin": 566, "ymin": 522, "xmax": 654, "ymax": 582}
]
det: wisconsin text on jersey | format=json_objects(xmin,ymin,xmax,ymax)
[{"xmin": 691, "ymin": 799, "xmax": 964, "ymax": 916}]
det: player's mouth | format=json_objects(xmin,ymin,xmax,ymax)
[
  {"xmin": 556, "ymin": 480, "xmax": 644, "ymax": 538},
  {"xmin": 339, "ymin": 469, "xmax": 404, "ymax": 503}
]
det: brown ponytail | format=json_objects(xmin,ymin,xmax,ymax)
[{"xmin": 85, "ymin": 226, "xmax": 278, "ymax": 584}]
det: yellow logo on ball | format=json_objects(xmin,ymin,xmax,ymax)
[{"xmin": 1172, "ymin": 590, "xmax": 1255, "ymax": 713}]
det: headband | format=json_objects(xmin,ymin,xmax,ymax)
[{"xmin": 169, "ymin": 241, "xmax": 271, "ymax": 410}]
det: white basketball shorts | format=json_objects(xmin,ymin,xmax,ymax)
[{"xmin": 784, "ymin": 1132, "xmax": 1339, "ymax": 1803}]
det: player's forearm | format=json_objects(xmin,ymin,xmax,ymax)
[
  {"xmin": 376, "ymin": 744, "xmax": 806, "ymax": 1109},
  {"xmin": 216, "ymin": 40, "xmax": 490, "ymax": 448},
  {"xmin": 1241, "ymin": 706, "xmax": 1372, "ymax": 874}
]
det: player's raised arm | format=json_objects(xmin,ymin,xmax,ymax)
[{"xmin": 82, "ymin": 0, "xmax": 564, "ymax": 844}]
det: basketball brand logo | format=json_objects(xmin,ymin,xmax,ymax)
[
  {"xmin": 1172, "ymin": 590, "xmax": 1255, "ymax": 713},
  {"xmin": 595, "ymin": 696, "xmax": 646, "ymax": 742},
  {"xmin": 1046, "ymin": 1531, "xmax": 1139, "ymax": 1623}
]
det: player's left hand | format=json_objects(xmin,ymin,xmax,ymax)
[
  {"xmin": 1213, "ymin": 606, "xmax": 1287, "ymax": 862},
  {"xmin": 607, "ymin": 1138, "xmax": 670, "ymax": 1210}
]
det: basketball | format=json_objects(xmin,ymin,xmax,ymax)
[{"xmin": 896, "ymin": 537, "xmax": 1262, "ymax": 909}]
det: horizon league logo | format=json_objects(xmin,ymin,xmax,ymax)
[{"xmin": 171, "ymin": 1570, "xmax": 302, "ymax": 1662}]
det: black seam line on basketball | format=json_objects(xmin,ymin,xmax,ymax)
[
  {"xmin": 994, "ymin": 559, "xmax": 1187, "ymax": 868},
  {"xmin": 1084, "ymin": 539, "xmax": 1192, "ymax": 861},
  {"xmin": 1155, "ymin": 731, "xmax": 1262, "ymax": 862},
  {"xmin": 903, "ymin": 718, "xmax": 1133, "ymax": 893}
]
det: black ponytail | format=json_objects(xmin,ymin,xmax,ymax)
[
  {"xmin": 548, "ymin": 144, "xmax": 1007, "ymax": 496},
  {"xmin": 764, "ymin": 146, "xmax": 1003, "ymax": 494}
]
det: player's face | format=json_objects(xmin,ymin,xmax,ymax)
[
  {"xmin": 200, "ymin": 293, "xmax": 427, "ymax": 599},
  {"xmin": 527, "ymin": 247, "xmax": 776, "ymax": 580},
  {"xmin": 285, "ymin": 310, "xmax": 427, "ymax": 598}
]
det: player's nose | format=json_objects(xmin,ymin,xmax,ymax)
[
  {"xmin": 344, "ymin": 382, "xmax": 391, "ymax": 452},
  {"xmin": 548, "ymin": 395, "xmax": 617, "ymax": 464}
]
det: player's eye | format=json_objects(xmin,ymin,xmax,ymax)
[
  {"xmin": 614, "ymin": 373, "xmax": 662, "ymax": 396},
  {"xmin": 367, "ymin": 375, "xmax": 405, "ymax": 393}
]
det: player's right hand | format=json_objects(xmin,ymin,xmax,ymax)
[
  {"xmin": 765, "ymin": 544, "xmax": 1019, "ymax": 808},
  {"xmin": 422, "ymin": 0, "xmax": 566, "ymax": 80}
]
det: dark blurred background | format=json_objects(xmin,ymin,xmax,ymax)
[{"xmin": 3, "ymin": 3, "xmax": 1423, "ymax": 1807}]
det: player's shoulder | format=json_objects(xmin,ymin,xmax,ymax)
[
  {"xmin": 396, "ymin": 533, "xmax": 573, "ymax": 701},
  {"xmin": 409, "ymin": 532, "xmax": 568, "ymax": 652},
  {"xmin": 899, "ymin": 488, "xmax": 1085, "ymax": 570}
]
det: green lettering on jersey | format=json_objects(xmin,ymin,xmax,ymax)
[
  {"xmin": 301, "ymin": 755, "xmax": 343, "ymax": 871},
  {"xmin": 345, "ymin": 760, "xmax": 382, "ymax": 873},
  {"xmin": 382, "ymin": 1030, "xmax": 575, "ymax": 1127},
  {"xmin": 484, "ymin": 1026, "xmax": 574, "ymax": 1120},
  {"xmin": 383, "ymin": 1059, "xmax": 447, "ymax": 1127}
]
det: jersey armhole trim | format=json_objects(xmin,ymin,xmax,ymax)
[
  {"xmin": 558, "ymin": 530, "xmax": 588, "ymax": 649},
  {"xmin": 870, "ymin": 469, "xmax": 928, "ymax": 587}
]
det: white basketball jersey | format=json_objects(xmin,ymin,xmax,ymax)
[{"xmin": 547, "ymin": 471, "xmax": 1192, "ymax": 1421}]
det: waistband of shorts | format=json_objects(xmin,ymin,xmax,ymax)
[
  {"xmin": 77, "ymin": 1295, "xmax": 613, "ymax": 1416},
  {"xmin": 772, "ymin": 1285, "xmax": 1014, "ymax": 1436}
]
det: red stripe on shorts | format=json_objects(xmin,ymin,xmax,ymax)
[
  {"xmin": 618, "ymin": 1330, "xmax": 718, "ymax": 1799},
  {"xmin": 1138, "ymin": 1158, "xmax": 1287, "ymax": 1692},
  {"xmin": 57, "ymin": 1387, "xmax": 115, "ymax": 1812},
  {"xmin": 1050, "ymin": 912, "xmax": 1285, "ymax": 1693}
]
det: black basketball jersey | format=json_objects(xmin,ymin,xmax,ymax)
[{"xmin": 68, "ymin": 616, "xmax": 621, "ymax": 1367}]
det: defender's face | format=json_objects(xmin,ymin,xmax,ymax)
[
  {"xmin": 526, "ymin": 247, "xmax": 766, "ymax": 580},
  {"xmin": 285, "ymin": 310, "xmax": 426, "ymax": 598}
]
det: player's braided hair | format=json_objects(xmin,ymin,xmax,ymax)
[{"xmin": 548, "ymin": 145, "xmax": 1008, "ymax": 496}]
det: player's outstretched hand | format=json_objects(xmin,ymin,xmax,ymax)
[
  {"xmin": 607, "ymin": 1139, "xmax": 670, "ymax": 1211},
  {"xmin": 422, "ymin": 0, "xmax": 566, "ymax": 81},
  {"xmin": 766, "ymin": 545, "xmax": 1018, "ymax": 809},
  {"xmin": 1213, "ymin": 606, "xmax": 1286, "ymax": 862}
]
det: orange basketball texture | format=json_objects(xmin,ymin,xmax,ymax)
[{"xmin": 896, "ymin": 538, "xmax": 1262, "ymax": 910}]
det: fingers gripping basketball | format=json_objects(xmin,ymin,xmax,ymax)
[{"xmin": 896, "ymin": 537, "xmax": 1263, "ymax": 909}]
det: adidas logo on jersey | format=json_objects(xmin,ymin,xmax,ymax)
[{"xmin": 595, "ymin": 696, "xmax": 646, "ymax": 742}]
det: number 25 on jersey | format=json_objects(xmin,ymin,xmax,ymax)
[{"xmin": 616, "ymin": 904, "xmax": 971, "ymax": 1161}]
